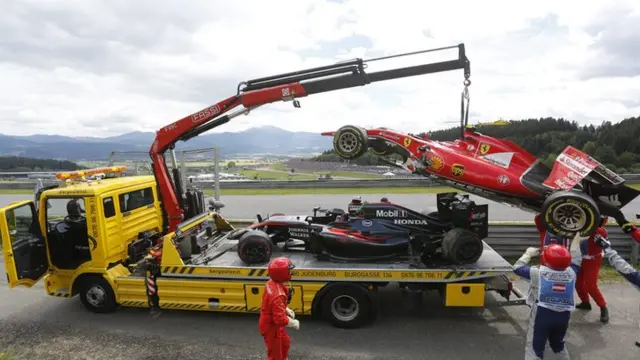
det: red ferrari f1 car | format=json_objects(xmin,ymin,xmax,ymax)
[{"xmin": 322, "ymin": 124, "xmax": 640, "ymax": 238}]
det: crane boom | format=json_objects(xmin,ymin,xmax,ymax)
[{"xmin": 150, "ymin": 44, "xmax": 471, "ymax": 232}]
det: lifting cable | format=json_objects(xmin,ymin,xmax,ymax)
[{"xmin": 460, "ymin": 75, "xmax": 471, "ymax": 139}]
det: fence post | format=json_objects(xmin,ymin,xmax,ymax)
[
  {"xmin": 214, "ymin": 147, "xmax": 221, "ymax": 201},
  {"xmin": 180, "ymin": 151, "xmax": 187, "ymax": 195}
]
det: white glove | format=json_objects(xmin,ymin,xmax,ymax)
[
  {"xmin": 525, "ymin": 247, "xmax": 540, "ymax": 257},
  {"xmin": 286, "ymin": 317, "xmax": 300, "ymax": 330},
  {"xmin": 286, "ymin": 307, "xmax": 295, "ymax": 319}
]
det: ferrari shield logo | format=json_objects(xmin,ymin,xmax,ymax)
[
  {"xmin": 480, "ymin": 143, "xmax": 491, "ymax": 155},
  {"xmin": 451, "ymin": 164, "xmax": 465, "ymax": 177},
  {"xmin": 403, "ymin": 137, "xmax": 412, "ymax": 147}
]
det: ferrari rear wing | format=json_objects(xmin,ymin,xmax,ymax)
[{"xmin": 543, "ymin": 145, "xmax": 640, "ymax": 211}]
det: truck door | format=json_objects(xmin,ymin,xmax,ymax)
[{"xmin": 0, "ymin": 200, "xmax": 49, "ymax": 288}]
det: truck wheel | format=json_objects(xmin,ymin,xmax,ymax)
[
  {"xmin": 441, "ymin": 228, "xmax": 483, "ymax": 265},
  {"xmin": 333, "ymin": 125, "xmax": 368, "ymax": 160},
  {"xmin": 540, "ymin": 191, "xmax": 600, "ymax": 237},
  {"xmin": 79, "ymin": 276, "xmax": 117, "ymax": 314},
  {"xmin": 237, "ymin": 230, "xmax": 273, "ymax": 264},
  {"xmin": 321, "ymin": 284, "xmax": 374, "ymax": 329}
]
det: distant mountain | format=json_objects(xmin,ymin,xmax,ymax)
[{"xmin": 0, "ymin": 126, "xmax": 332, "ymax": 160}]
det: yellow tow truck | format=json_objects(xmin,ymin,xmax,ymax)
[
  {"xmin": 1, "ymin": 47, "xmax": 528, "ymax": 328},
  {"xmin": 1, "ymin": 166, "xmax": 525, "ymax": 328}
]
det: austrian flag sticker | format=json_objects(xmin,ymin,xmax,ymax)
[{"xmin": 552, "ymin": 283, "xmax": 566, "ymax": 293}]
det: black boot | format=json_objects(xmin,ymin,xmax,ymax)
[
  {"xmin": 600, "ymin": 307, "xmax": 609, "ymax": 324},
  {"xmin": 635, "ymin": 340, "xmax": 640, "ymax": 348},
  {"xmin": 576, "ymin": 302, "xmax": 592, "ymax": 310}
]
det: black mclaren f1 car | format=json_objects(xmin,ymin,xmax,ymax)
[{"xmin": 229, "ymin": 193, "xmax": 489, "ymax": 267}]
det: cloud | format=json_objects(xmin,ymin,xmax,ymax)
[
  {"xmin": 1, "ymin": 0, "xmax": 639, "ymax": 139},
  {"xmin": 578, "ymin": 5, "xmax": 640, "ymax": 80}
]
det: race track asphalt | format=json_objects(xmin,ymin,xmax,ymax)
[
  {"xmin": 1, "ymin": 263, "xmax": 639, "ymax": 360},
  {"xmin": 2, "ymin": 193, "xmax": 640, "ymax": 222}
]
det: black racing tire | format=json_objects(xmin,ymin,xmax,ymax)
[
  {"xmin": 540, "ymin": 191, "xmax": 600, "ymax": 237},
  {"xmin": 320, "ymin": 284, "xmax": 374, "ymax": 329},
  {"xmin": 333, "ymin": 125, "xmax": 369, "ymax": 160},
  {"xmin": 441, "ymin": 228, "xmax": 484, "ymax": 265},
  {"xmin": 237, "ymin": 229, "xmax": 273, "ymax": 264},
  {"xmin": 78, "ymin": 276, "xmax": 117, "ymax": 314}
]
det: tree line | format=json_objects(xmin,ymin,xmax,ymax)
[
  {"xmin": 310, "ymin": 116, "xmax": 640, "ymax": 173},
  {"xmin": 0, "ymin": 156, "xmax": 83, "ymax": 172}
]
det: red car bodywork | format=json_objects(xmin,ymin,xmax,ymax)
[
  {"xmin": 323, "ymin": 127, "xmax": 542, "ymax": 198},
  {"xmin": 321, "ymin": 126, "xmax": 637, "ymax": 221}
]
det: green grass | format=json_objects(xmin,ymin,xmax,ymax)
[
  {"xmin": 268, "ymin": 164, "xmax": 386, "ymax": 179},
  {"xmin": 270, "ymin": 163, "xmax": 288, "ymax": 171},
  {"xmin": 0, "ymin": 189, "xmax": 33, "ymax": 195},
  {"xmin": 0, "ymin": 351, "xmax": 17, "ymax": 360},
  {"xmin": 238, "ymin": 169, "xmax": 317, "ymax": 181},
  {"xmin": 322, "ymin": 171, "xmax": 386, "ymax": 179}
]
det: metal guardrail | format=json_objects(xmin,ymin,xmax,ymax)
[{"xmin": 225, "ymin": 220, "xmax": 640, "ymax": 266}]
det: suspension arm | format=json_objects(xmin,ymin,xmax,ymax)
[{"xmin": 150, "ymin": 43, "xmax": 471, "ymax": 232}]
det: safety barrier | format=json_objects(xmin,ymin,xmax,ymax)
[{"xmin": 225, "ymin": 220, "xmax": 640, "ymax": 266}]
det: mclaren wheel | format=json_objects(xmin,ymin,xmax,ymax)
[
  {"xmin": 333, "ymin": 125, "xmax": 368, "ymax": 160},
  {"xmin": 540, "ymin": 191, "xmax": 600, "ymax": 237},
  {"xmin": 237, "ymin": 229, "xmax": 273, "ymax": 264},
  {"xmin": 441, "ymin": 228, "xmax": 483, "ymax": 265}
]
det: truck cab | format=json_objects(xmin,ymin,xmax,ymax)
[{"xmin": 0, "ymin": 166, "xmax": 164, "ymax": 307}]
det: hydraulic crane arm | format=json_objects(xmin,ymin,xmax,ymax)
[{"xmin": 150, "ymin": 44, "xmax": 471, "ymax": 232}]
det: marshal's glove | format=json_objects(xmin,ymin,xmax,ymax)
[
  {"xmin": 286, "ymin": 317, "xmax": 300, "ymax": 330},
  {"xmin": 286, "ymin": 307, "xmax": 295, "ymax": 319},
  {"xmin": 593, "ymin": 234, "xmax": 611, "ymax": 250},
  {"xmin": 516, "ymin": 247, "xmax": 540, "ymax": 265},
  {"xmin": 525, "ymin": 247, "xmax": 540, "ymax": 257}
]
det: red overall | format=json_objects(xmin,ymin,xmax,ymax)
[
  {"xmin": 259, "ymin": 280, "xmax": 291, "ymax": 360},
  {"xmin": 576, "ymin": 227, "xmax": 607, "ymax": 308},
  {"xmin": 534, "ymin": 215, "xmax": 571, "ymax": 267}
]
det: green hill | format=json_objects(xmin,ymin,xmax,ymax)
[{"xmin": 0, "ymin": 156, "xmax": 84, "ymax": 172}]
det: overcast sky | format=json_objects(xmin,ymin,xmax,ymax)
[{"xmin": 1, "ymin": 0, "xmax": 639, "ymax": 138}]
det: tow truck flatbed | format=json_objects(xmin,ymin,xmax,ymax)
[
  {"xmin": 115, "ymin": 228, "xmax": 524, "ymax": 328},
  {"xmin": 177, "ymin": 239, "xmax": 514, "ymax": 284}
]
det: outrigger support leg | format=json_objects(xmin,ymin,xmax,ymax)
[{"xmin": 142, "ymin": 256, "xmax": 162, "ymax": 318}]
